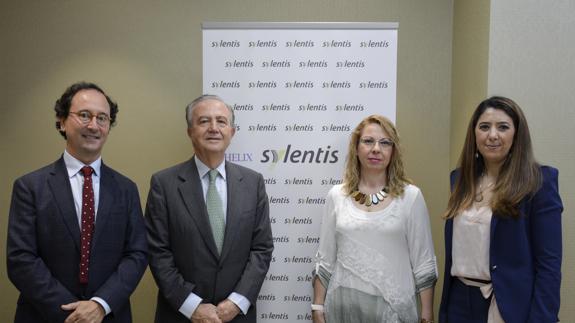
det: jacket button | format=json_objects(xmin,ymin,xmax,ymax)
[{"xmin": 491, "ymin": 265, "xmax": 497, "ymax": 271}]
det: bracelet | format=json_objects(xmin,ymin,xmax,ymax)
[
  {"xmin": 311, "ymin": 304, "xmax": 324, "ymax": 311},
  {"xmin": 420, "ymin": 319, "xmax": 434, "ymax": 323}
]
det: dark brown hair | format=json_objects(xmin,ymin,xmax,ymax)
[
  {"xmin": 444, "ymin": 96, "xmax": 541, "ymax": 218},
  {"xmin": 54, "ymin": 82, "xmax": 118, "ymax": 139}
]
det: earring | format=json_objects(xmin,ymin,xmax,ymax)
[{"xmin": 475, "ymin": 152, "xmax": 479, "ymax": 159}]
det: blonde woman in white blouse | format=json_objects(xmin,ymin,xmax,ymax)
[{"xmin": 312, "ymin": 115, "xmax": 437, "ymax": 323}]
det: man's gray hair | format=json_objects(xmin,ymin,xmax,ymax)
[{"xmin": 185, "ymin": 94, "xmax": 235, "ymax": 128}]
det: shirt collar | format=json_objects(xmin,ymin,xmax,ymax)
[
  {"xmin": 194, "ymin": 155, "xmax": 226, "ymax": 181},
  {"xmin": 63, "ymin": 150, "xmax": 102, "ymax": 178}
]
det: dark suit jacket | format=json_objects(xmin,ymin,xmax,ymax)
[
  {"xmin": 7, "ymin": 157, "xmax": 148, "ymax": 323},
  {"xmin": 439, "ymin": 166, "xmax": 563, "ymax": 323},
  {"xmin": 145, "ymin": 158, "xmax": 273, "ymax": 323}
]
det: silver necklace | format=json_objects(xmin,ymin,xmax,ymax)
[
  {"xmin": 351, "ymin": 187, "xmax": 388, "ymax": 207},
  {"xmin": 475, "ymin": 175, "xmax": 494, "ymax": 202}
]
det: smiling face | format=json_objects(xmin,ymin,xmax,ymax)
[
  {"xmin": 187, "ymin": 99, "xmax": 235, "ymax": 164},
  {"xmin": 475, "ymin": 107, "xmax": 516, "ymax": 170},
  {"xmin": 357, "ymin": 123, "xmax": 393, "ymax": 175},
  {"xmin": 59, "ymin": 89, "xmax": 111, "ymax": 164}
]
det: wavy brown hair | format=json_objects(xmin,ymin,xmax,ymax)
[
  {"xmin": 444, "ymin": 96, "xmax": 541, "ymax": 219},
  {"xmin": 343, "ymin": 115, "xmax": 411, "ymax": 197}
]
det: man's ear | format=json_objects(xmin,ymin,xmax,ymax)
[{"xmin": 56, "ymin": 118, "xmax": 66, "ymax": 132}]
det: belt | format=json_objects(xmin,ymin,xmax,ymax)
[{"xmin": 463, "ymin": 276, "xmax": 491, "ymax": 284}]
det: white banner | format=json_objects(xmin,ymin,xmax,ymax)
[{"xmin": 203, "ymin": 22, "xmax": 398, "ymax": 322}]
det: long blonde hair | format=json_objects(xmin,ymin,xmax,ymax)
[
  {"xmin": 342, "ymin": 115, "xmax": 411, "ymax": 197},
  {"xmin": 444, "ymin": 96, "xmax": 541, "ymax": 219}
]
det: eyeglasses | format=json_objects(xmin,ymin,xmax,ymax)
[
  {"xmin": 359, "ymin": 137, "xmax": 394, "ymax": 148},
  {"xmin": 69, "ymin": 111, "xmax": 110, "ymax": 126}
]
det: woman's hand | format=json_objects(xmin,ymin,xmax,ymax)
[{"xmin": 312, "ymin": 309, "xmax": 326, "ymax": 323}]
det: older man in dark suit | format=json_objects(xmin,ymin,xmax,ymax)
[
  {"xmin": 7, "ymin": 82, "xmax": 148, "ymax": 323},
  {"xmin": 145, "ymin": 95, "xmax": 273, "ymax": 323}
]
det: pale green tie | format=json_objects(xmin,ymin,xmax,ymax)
[{"xmin": 207, "ymin": 169, "xmax": 225, "ymax": 254}]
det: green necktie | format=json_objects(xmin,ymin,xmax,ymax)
[{"xmin": 207, "ymin": 169, "xmax": 225, "ymax": 254}]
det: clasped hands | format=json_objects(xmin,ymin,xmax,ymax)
[
  {"xmin": 61, "ymin": 300, "xmax": 105, "ymax": 323},
  {"xmin": 191, "ymin": 299, "xmax": 241, "ymax": 323}
]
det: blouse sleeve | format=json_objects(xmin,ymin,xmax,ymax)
[
  {"xmin": 405, "ymin": 187, "xmax": 438, "ymax": 292},
  {"xmin": 314, "ymin": 186, "xmax": 338, "ymax": 288}
]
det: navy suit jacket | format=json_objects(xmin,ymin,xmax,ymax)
[
  {"xmin": 439, "ymin": 166, "xmax": 563, "ymax": 323},
  {"xmin": 145, "ymin": 158, "xmax": 274, "ymax": 323},
  {"xmin": 7, "ymin": 157, "xmax": 148, "ymax": 323}
]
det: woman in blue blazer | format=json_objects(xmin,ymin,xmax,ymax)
[{"xmin": 439, "ymin": 96, "xmax": 563, "ymax": 323}]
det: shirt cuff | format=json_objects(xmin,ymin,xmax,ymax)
[
  {"xmin": 179, "ymin": 293, "xmax": 203, "ymax": 319},
  {"xmin": 90, "ymin": 297, "xmax": 111, "ymax": 316},
  {"xmin": 228, "ymin": 292, "xmax": 251, "ymax": 315}
]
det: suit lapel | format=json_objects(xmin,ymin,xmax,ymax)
[
  {"xmin": 220, "ymin": 162, "xmax": 243, "ymax": 262},
  {"xmin": 178, "ymin": 158, "xmax": 220, "ymax": 258},
  {"xmin": 92, "ymin": 163, "xmax": 116, "ymax": 248},
  {"xmin": 47, "ymin": 157, "xmax": 81, "ymax": 252}
]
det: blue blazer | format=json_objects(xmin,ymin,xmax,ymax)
[
  {"xmin": 439, "ymin": 166, "xmax": 562, "ymax": 323},
  {"xmin": 7, "ymin": 157, "xmax": 148, "ymax": 323}
]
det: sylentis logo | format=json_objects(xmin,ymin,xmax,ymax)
[{"xmin": 260, "ymin": 145, "xmax": 339, "ymax": 164}]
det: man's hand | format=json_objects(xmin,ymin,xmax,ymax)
[
  {"xmin": 216, "ymin": 299, "xmax": 241, "ymax": 322},
  {"xmin": 191, "ymin": 303, "xmax": 222, "ymax": 323},
  {"xmin": 61, "ymin": 300, "xmax": 105, "ymax": 323}
]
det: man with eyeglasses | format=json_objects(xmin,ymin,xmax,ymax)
[{"xmin": 7, "ymin": 82, "xmax": 148, "ymax": 323}]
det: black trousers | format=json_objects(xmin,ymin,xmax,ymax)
[{"xmin": 445, "ymin": 277, "xmax": 491, "ymax": 323}]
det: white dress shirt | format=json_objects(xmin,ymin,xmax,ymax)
[{"xmin": 63, "ymin": 150, "xmax": 111, "ymax": 315}]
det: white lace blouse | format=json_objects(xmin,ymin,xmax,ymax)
[{"xmin": 315, "ymin": 184, "xmax": 438, "ymax": 322}]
